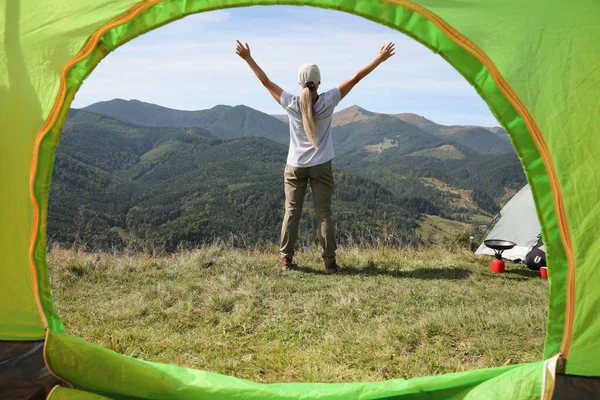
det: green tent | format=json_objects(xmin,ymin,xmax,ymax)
[{"xmin": 1, "ymin": 0, "xmax": 598, "ymax": 398}]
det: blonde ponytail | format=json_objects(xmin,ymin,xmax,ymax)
[{"xmin": 300, "ymin": 85, "xmax": 319, "ymax": 148}]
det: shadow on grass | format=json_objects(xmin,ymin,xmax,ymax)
[
  {"xmin": 293, "ymin": 265, "xmax": 471, "ymax": 280},
  {"xmin": 505, "ymin": 267, "xmax": 540, "ymax": 277},
  {"xmin": 499, "ymin": 267, "xmax": 543, "ymax": 281}
]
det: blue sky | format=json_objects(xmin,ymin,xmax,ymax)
[{"xmin": 72, "ymin": 6, "xmax": 498, "ymax": 126}]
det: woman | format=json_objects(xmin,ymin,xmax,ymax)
[{"xmin": 235, "ymin": 40, "xmax": 395, "ymax": 273}]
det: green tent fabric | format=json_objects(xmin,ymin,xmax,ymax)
[
  {"xmin": 1, "ymin": 0, "xmax": 598, "ymax": 398},
  {"xmin": 45, "ymin": 330, "xmax": 547, "ymax": 400}
]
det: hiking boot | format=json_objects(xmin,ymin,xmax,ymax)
[
  {"xmin": 279, "ymin": 256, "xmax": 296, "ymax": 271},
  {"xmin": 324, "ymin": 260, "xmax": 340, "ymax": 274}
]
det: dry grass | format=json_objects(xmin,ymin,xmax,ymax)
[{"xmin": 48, "ymin": 245, "xmax": 548, "ymax": 383}]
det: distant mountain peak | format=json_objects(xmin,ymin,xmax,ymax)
[
  {"xmin": 347, "ymin": 105, "xmax": 374, "ymax": 113},
  {"xmin": 332, "ymin": 105, "xmax": 376, "ymax": 127},
  {"xmin": 210, "ymin": 104, "xmax": 233, "ymax": 111},
  {"xmin": 392, "ymin": 113, "xmax": 440, "ymax": 129},
  {"xmin": 339, "ymin": 105, "xmax": 375, "ymax": 116},
  {"xmin": 115, "ymin": 98, "xmax": 155, "ymax": 105},
  {"xmin": 232, "ymin": 104, "xmax": 259, "ymax": 113}
]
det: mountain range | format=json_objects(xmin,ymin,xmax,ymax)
[
  {"xmin": 84, "ymin": 99, "xmax": 290, "ymax": 144},
  {"xmin": 47, "ymin": 99, "xmax": 526, "ymax": 251}
]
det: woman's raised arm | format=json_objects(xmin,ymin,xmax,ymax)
[
  {"xmin": 235, "ymin": 40, "xmax": 283, "ymax": 104},
  {"xmin": 338, "ymin": 42, "xmax": 395, "ymax": 100}
]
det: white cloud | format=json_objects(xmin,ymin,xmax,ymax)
[{"xmin": 72, "ymin": 7, "xmax": 495, "ymax": 125}]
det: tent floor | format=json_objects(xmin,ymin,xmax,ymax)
[
  {"xmin": 554, "ymin": 373, "xmax": 600, "ymax": 399},
  {"xmin": 0, "ymin": 340, "xmax": 59, "ymax": 400}
]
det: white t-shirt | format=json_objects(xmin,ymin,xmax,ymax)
[{"xmin": 280, "ymin": 87, "xmax": 341, "ymax": 167}]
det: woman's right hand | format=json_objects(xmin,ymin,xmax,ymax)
[{"xmin": 377, "ymin": 42, "xmax": 396, "ymax": 63}]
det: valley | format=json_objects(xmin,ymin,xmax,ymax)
[{"xmin": 48, "ymin": 99, "xmax": 526, "ymax": 251}]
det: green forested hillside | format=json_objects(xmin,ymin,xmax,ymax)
[
  {"xmin": 49, "ymin": 110, "xmax": 426, "ymax": 251},
  {"xmin": 429, "ymin": 126, "xmax": 512, "ymax": 154},
  {"xmin": 391, "ymin": 112, "xmax": 513, "ymax": 153},
  {"xmin": 331, "ymin": 115, "xmax": 525, "ymax": 216},
  {"xmin": 332, "ymin": 114, "xmax": 443, "ymax": 156},
  {"xmin": 49, "ymin": 101, "xmax": 526, "ymax": 251},
  {"xmin": 330, "ymin": 105, "xmax": 513, "ymax": 153}
]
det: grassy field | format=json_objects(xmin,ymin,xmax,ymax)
[
  {"xmin": 48, "ymin": 245, "xmax": 548, "ymax": 383},
  {"xmin": 417, "ymin": 215, "xmax": 473, "ymax": 243}
]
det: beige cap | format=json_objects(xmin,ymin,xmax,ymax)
[{"xmin": 298, "ymin": 63, "xmax": 321, "ymax": 89}]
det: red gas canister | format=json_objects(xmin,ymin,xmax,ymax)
[
  {"xmin": 490, "ymin": 258, "xmax": 505, "ymax": 273},
  {"xmin": 483, "ymin": 240, "xmax": 515, "ymax": 274}
]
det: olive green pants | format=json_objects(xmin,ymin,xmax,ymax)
[{"xmin": 279, "ymin": 161, "xmax": 337, "ymax": 263}]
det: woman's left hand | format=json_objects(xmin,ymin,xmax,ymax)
[{"xmin": 235, "ymin": 40, "xmax": 251, "ymax": 60}]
